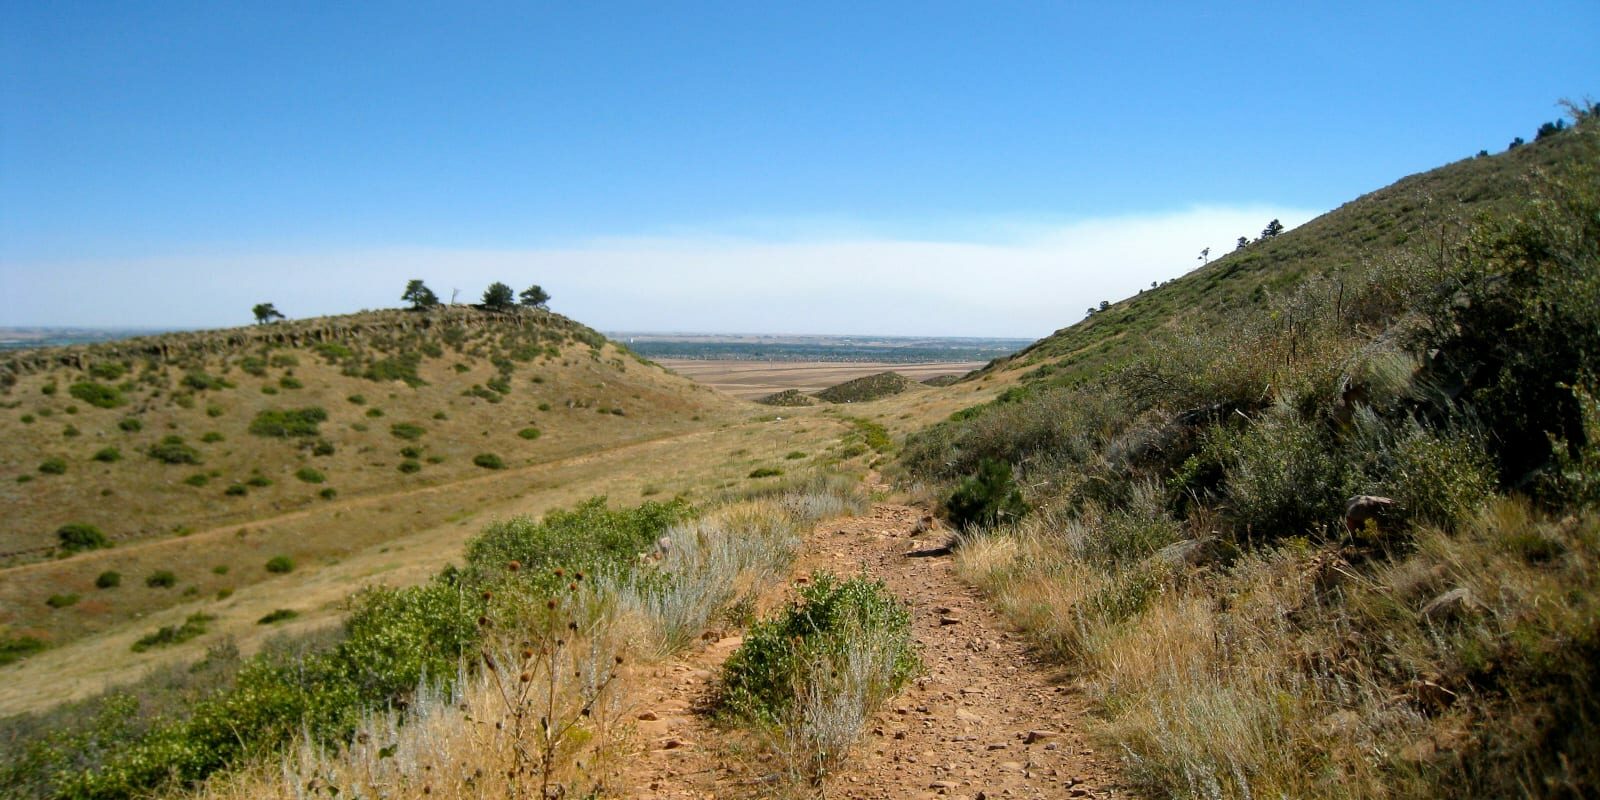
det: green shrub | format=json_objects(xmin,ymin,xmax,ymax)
[
  {"xmin": 278, "ymin": 376, "xmax": 303, "ymax": 390},
  {"xmin": 182, "ymin": 372, "xmax": 230, "ymax": 391},
  {"xmin": 38, "ymin": 457, "xmax": 67, "ymax": 475},
  {"xmin": 96, "ymin": 570, "xmax": 122, "ymax": 589},
  {"xmin": 205, "ymin": 403, "xmax": 224, "ymax": 418},
  {"xmin": 786, "ymin": 451, "xmax": 807, "ymax": 460},
  {"xmin": 347, "ymin": 394, "xmax": 366, "ymax": 405},
  {"xmin": 88, "ymin": 361, "xmax": 127, "ymax": 380},
  {"xmin": 148, "ymin": 436, "xmax": 201, "ymax": 464},
  {"xmin": 537, "ymin": 402, "xmax": 551, "ymax": 412},
  {"xmin": 46, "ymin": 593, "xmax": 80, "ymax": 609},
  {"xmin": 365, "ymin": 407, "xmax": 384, "ymax": 418},
  {"xmin": 61, "ymin": 423, "xmax": 80, "ymax": 438},
  {"xmin": 390, "ymin": 422, "xmax": 426, "ymax": 440},
  {"xmin": 314, "ymin": 341, "xmax": 354, "ymax": 362},
  {"xmin": 239, "ymin": 356, "xmax": 268, "ymax": 377},
  {"xmin": 472, "ymin": 453, "xmax": 505, "ymax": 470},
  {"xmin": 118, "ymin": 416, "xmax": 142, "ymax": 432},
  {"xmin": 248, "ymin": 407, "xmax": 328, "ymax": 437},
  {"xmin": 257, "ymin": 609, "xmax": 299, "ymax": 625},
  {"xmin": 184, "ymin": 473, "xmax": 210, "ymax": 487},
  {"xmin": 319, "ymin": 487, "xmax": 337, "ymax": 500},
  {"xmin": 92, "ymin": 446, "xmax": 122, "ymax": 463},
  {"xmin": 294, "ymin": 467, "xmax": 325, "ymax": 484},
  {"xmin": 68, "ymin": 381, "xmax": 124, "ymax": 409},
  {"xmin": 748, "ymin": 467, "xmax": 784, "ymax": 478},
  {"xmin": 260, "ymin": 385, "xmax": 278, "ymax": 395},
  {"xmin": 224, "ymin": 483, "xmax": 248, "ymax": 496},
  {"xmin": 58, "ymin": 523, "xmax": 110, "ymax": 553},
  {"xmin": 265, "ymin": 556, "xmax": 294, "ymax": 574},
  {"xmin": 946, "ymin": 458, "xmax": 1028, "ymax": 531},
  {"xmin": 130, "ymin": 613, "xmax": 214, "ymax": 652},
  {"xmin": 363, "ymin": 353, "xmax": 425, "ymax": 386},
  {"xmin": 1221, "ymin": 408, "xmax": 1350, "ymax": 538},
  {"xmin": 310, "ymin": 438, "xmax": 335, "ymax": 456},
  {"xmin": 20, "ymin": 414, "xmax": 34, "ymax": 424},
  {"xmin": 486, "ymin": 375, "xmax": 511, "ymax": 395},
  {"xmin": 245, "ymin": 474, "xmax": 274, "ymax": 487},
  {"xmin": 145, "ymin": 570, "xmax": 177, "ymax": 588},
  {"xmin": 718, "ymin": 572, "xmax": 918, "ymax": 725},
  {"xmin": 517, "ymin": 427, "xmax": 541, "ymax": 440},
  {"xmin": 0, "ymin": 635, "xmax": 46, "ymax": 666},
  {"xmin": 398, "ymin": 459, "xmax": 422, "ymax": 474},
  {"xmin": 212, "ymin": 564, "xmax": 230, "ymax": 575},
  {"xmin": 464, "ymin": 496, "xmax": 690, "ymax": 590}
]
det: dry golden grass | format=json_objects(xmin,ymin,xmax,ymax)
[{"xmin": 656, "ymin": 359, "xmax": 985, "ymax": 400}]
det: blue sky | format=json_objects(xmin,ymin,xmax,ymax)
[{"xmin": 2, "ymin": 2, "xmax": 1595, "ymax": 336}]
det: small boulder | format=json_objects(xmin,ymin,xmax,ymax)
[
  {"xmin": 1421, "ymin": 587, "xmax": 1484, "ymax": 623},
  {"xmin": 1153, "ymin": 539, "xmax": 1206, "ymax": 569},
  {"xmin": 1343, "ymin": 495, "xmax": 1397, "ymax": 534}
]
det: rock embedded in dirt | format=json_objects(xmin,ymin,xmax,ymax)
[
  {"xmin": 1023, "ymin": 729, "xmax": 1059, "ymax": 744},
  {"xmin": 1422, "ymin": 587, "xmax": 1484, "ymax": 622}
]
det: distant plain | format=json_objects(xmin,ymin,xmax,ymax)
[{"xmin": 655, "ymin": 359, "xmax": 984, "ymax": 399}]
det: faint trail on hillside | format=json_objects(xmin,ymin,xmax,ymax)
[{"xmin": 620, "ymin": 500, "xmax": 1129, "ymax": 799}]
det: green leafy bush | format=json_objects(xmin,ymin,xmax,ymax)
[
  {"xmin": 57, "ymin": 523, "xmax": 110, "ymax": 553},
  {"xmin": 92, "ymin": 446, "xmax": 122, "ymax": 463},
  {"xmin": 96, "ymin": 570, "xmax": 122, "ymax": 589},
  {"xmin": 748, "ymin": 467, "xmax": 784, "ymax": 478},
  {"xmin": 718, "ymin": 572, "xmax": 918, "ymax": 725},
  {"xmin": 398, "ymin": 459, "xmax": 422, "ymax": 474},
  {"xmin": 145, "ymin": 570, "xmax": 177, "ymax": 588},
  {"xmin": 248, "ymin": 407, "xmax": 328, "ymax": 438},
  {"xmin": 294, "ymin": 467, "xmax": 325, "ymax": 484},
  {"xmin": 46, "ymin": 593, "xmax": 80, "ymax": 609},
  {"xmin": 88, "ymin": 361, "xmax": 127, "ymax": 380},
  {"xmin": 182, "ymin": 372, "xmax": 230, "ymax": 391},
  {"xmin": 0, "ymin": 635, "xmax": 46, "ymax": 666},
  {"xmin": 389, "ymin": 422, "xmax": 426, "ymax": 440},
  {"xmin": 946, "ymin": 458, "xmax": 1028, "ymax": 531},
  {"xmin": 130, "ymin": 613, "xmax": 214, "ymax": 652},
  {"xmin": 184, "ymin": 473, "xmax": 210, "ymax": 487},
  {"xmin": 265, "ymin": 556, "xmax": 294, "ymax": 574},
  {"xmin": 38, "ymin": 457, "xmax": 67, "ymax": 475},
  {"xmin": 257, "ymin": 609, "xmax": 299, "ymax": 625},
  {"xmin": 68, "ymin": 381, "xmax": 124, "ymax": 409},
  {"xmin": 245, "ymin": 474, "xmax": 274, "ymax": 487},
  {"xmin": 464, "ymin": 496, "xmax": 690, "ymax": 591},
  {"xmin": 200, "ymin": 431, "xmax": 223, "ymax": 443},
  {"xmin": 147, "ymin": 436, "xmax": 201, "ymax": 464},
  {"xmin": 1220, "ymin": 408, "xmax": 1350, "ymax": 538},
  {"xmin": 517, "ymin": 427, "xmax": 541, "ymax": 440},
  {"xmin": 224, "ymin": 483, "xmax": 248, "ymax": 496},
  {"xmin": 472, "ymin": 453, "xmax": 505, "ymax": 470},
  {"xmin": 118, "ymin": 417, "xmax": 142, "ymax": 432}
]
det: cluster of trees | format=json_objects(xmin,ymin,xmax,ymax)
[
  {"xmin": 249, "ymin": 279, "xmax": 552, "ymax": 325},
  {"xmin": 1233, "ymin": 218, "xmax": 1284, "ymax": 251},
  {"xmin": 402, "ymin": 280, "xmax": 550, "ymax": 311}
]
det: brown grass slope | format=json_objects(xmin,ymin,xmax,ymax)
[{"xmin": 0, "ymin": 305, "xmax": 743, "ymax": 657}]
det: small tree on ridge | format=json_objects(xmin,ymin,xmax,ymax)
[
  {"xmin": 482, "ymin": 282, "xmax": 515, "ymax": 310},
  {"xmin": 519, "ymin": 284, "xmax": 551, "ymax": 309},
  {"xmin": 402, "ymin": 279, "xmax": 440, "ymax": 309}
]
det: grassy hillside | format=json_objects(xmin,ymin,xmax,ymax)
[
  {"xmin": 975, "ymin": 124, "xmax": 1596, "ymax": 388},
  {"xmin": 0, "ymin": 306, "xmax": 745, "ymax": 661},
  {"xmin": 900, "ymin": 117, "xmax": 1600, "ymax": 797}
]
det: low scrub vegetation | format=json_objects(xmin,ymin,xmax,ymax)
[
  {"xmin": 248, "ymin": 407, "xmax": 327, "ymax": 438},
  {"xmin": 0, "ymin": 476, "xmax": 868, "ymax": 800},
  {"xmin": 904, "ymin": 122, "xmax": 1600, "ymax": 798}
]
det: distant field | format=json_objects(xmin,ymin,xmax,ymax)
[{"xmin": 658, "ymin": 359, "xmax": 983, "ymax": 400}]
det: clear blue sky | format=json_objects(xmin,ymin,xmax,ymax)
[{"xmin": 2, "ymin": 2, "xmax": 1595, "ymax": 336}]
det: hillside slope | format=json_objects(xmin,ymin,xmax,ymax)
[
  {"xmin": 976, "ymin": 127, "xmax": 1594, "ymax": 387},
  {"xmin": 0, "ymin": 306, "xmax": 743, "ymax": 655}
]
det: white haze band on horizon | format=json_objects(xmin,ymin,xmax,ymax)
[{"xmin": 0, "ymin": 205, "xmax": 1317, "ymax": 338}]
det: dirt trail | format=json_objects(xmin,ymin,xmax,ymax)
[{"xmin": 618, "ymin": 502, "xmax": 1128, "ymax": 799}]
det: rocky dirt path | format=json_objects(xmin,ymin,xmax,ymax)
[{"xmin": 618, "ymin": 502, "xmax": 1128, "ymax": 799}]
